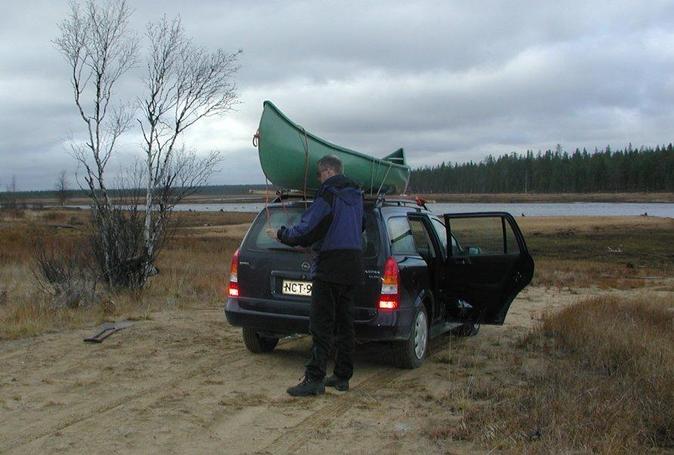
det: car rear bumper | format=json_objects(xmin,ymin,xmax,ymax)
[
  {"xmin": 225, "ymin": 298, "xmax": 415, "ymax": 342},
  {"xmin": 225, "ymin": 298, "xmax": 309, "ymax": 334}
]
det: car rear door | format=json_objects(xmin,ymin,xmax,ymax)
[
  {"xmin": 440, "ymin": 212, "xmax": 534, "ymax": 325},
  {"xmin": 238, "ymin": 204, "xmax": 382, "ymax": 317}
]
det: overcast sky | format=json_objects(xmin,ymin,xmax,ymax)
[{"xmin": 1, "ymin": 0, "xmax": 673, "ymax": 190}]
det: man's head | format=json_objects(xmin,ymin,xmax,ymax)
[{"xmin": 316, "ymin": 155, "xmax": 343, "ymax": 183}]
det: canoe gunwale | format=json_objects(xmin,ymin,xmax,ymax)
[{"xmin": 261, "ymin": 101, "xmax": 410, "ymax": 171}]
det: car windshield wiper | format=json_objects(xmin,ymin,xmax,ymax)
[
  {"xmin": 265, "ymin": 246, "xmax": 307, "ymax": 253},
  {"xmin": 390, "ymin": 230, "xmax": 412, "ymax": 244}
]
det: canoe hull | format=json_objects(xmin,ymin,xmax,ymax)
[{"xmin": 257, "ymin": 101, "xmax": 410, "ymax": 194}]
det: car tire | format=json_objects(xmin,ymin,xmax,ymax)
[
  {"xmin": 393, "ymin": 305, "xmax": 429, "ymax": 369},
  {"xmin": 242, "ymin": 327, "xmax": 279, "ymax": 353}
]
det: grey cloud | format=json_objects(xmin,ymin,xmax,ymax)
[{"xmin": 1, "ymin": 0, "xmax": 674, "ymax": 189}]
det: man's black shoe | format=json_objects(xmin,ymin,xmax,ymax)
[
  {"xmin": 287, "ymin": 376, "xmax": 325, "ymax": 397},
  {"xmin": 324, "ymin": 374, "xmax": 349, "ymax": 391}
]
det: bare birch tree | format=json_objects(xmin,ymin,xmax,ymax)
[
  {"xmin": 54, "ymin": 0, "xmax": 137, "ymax": 288},
  {"xmin": 3, "ymin": 175, "xmax": 18, "ymax": 209},
  {"xmin": 55, "ymin": 170, "xmax": 69, "ymax": 206},
  {"xmin": 55, "ymin": 1, "xmax": 240, "ymax": 289},
  {"xmin": 137, "ymin": 17, "xmax": 239, "ymax": 283}
]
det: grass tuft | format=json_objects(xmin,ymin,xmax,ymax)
[{"xmin": 454, "ymin": 295, "xmax": 674, "ymax": 453}]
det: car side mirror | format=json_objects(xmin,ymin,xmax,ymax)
[{"xmin": 466, "ymin": 246, "xmax": 481, "ymax": 256}]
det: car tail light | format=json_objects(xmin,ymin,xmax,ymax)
[
  {"xmin": 378, "ymin": 256, "xmax": 399, "ymax": 311},
  {"xmin": 227, "ymin": 249, "xmax": 240, "ymax": 297}
]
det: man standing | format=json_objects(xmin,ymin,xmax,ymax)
[{"xmin": 272, "ymin": 155, "xmax": 364, "ymax": 396}]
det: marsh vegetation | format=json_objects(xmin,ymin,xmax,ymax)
[{"xmin": 0, "ymin": 207, "xmax": 672, "ymax": 453}]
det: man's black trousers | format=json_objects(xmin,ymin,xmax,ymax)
[{"xmin": 305, "ymin": 278, "xmax": 355, "ymax": 381}]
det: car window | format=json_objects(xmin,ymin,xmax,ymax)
[
  {"xmin": 409, "ymin": 218, "xmax": 437, "ymax": 259},
  {"xmin": 387, "ymin": 217, "xmax": 416, "ymax": 255},
  {"xmin": 431, "ymin": 217, "xmax": 463, "ymax": 257},
  {"xmin": 448, "ymin": 216, "xmax": 515, "ymax": 256},
  {"xmin": 505, "ymin": 221, "xmax": 520, "ymax": 254},
  {"xmin": 245, "ymin": 206, "xmax": 380, "ymax": 258},
  {"xmin": 246, "ymin": 208, "xmax": 305, "ymax": 251},
  {"xmin": 430, "ymin": 218, "xmax": 447, "ymax": 256},
  {"xmin": 388, "ymin": 216, "xmax": 438, "ymax": 258}
]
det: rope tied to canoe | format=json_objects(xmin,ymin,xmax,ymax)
[
  {"xmin": 263, "ymin": 176, "xmax": 272, "ymax": 229},
  {"xmin": 255, "ymin": 127, "xmax": 310, "ymax": 267},
  {"xmin": 369, "ymin": 160, "xmax": 375, "ymax": 197},
  {"xmin": 375, "ymin": 161, "xmax": 394, "ymax": 198},
  {"xmin": 253, "ymin": 128, "xmax": 272, "ymax": 229},
  {"xmin": 298, "ymin": 126, "xmax": 310, "ymax": 199}
]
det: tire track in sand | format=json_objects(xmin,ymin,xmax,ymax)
[
  {"xmin": 262, "ymin": 369, "xmax": 401, "ymax": 453},
  {"xmin": 1, "ymin": 335, "xmax": 302, "ymax": 453},
  {"xmin": 263, "ymin": 345, "xmax": 449, "ymax": 453}
]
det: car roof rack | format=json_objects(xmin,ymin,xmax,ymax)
[
  {"xmin": 369, "ymin": 195, "xmax": 429, "ymax": 211},
  {"xmin": 271, "ymin": 190, "xmax": 430, "ymax": 211},
  {"xmin": 271, "ymin": 190, "xmax": 310, "ymax": 203}
]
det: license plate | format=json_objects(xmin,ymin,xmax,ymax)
[{"xmin": 282, "ymin": 280, "xmax": 312, "ymax": 296}]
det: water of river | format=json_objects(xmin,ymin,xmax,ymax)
[{"xmin": 165, "ymin": 202, "xmax": 674, "ymax": 218}]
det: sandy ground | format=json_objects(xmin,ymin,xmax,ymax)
[{"xmin": 3, "ymin": 282, "xmax": 672, "ymax": 454}]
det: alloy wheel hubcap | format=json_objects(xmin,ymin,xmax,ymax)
[{"xmin": 414, "ymin": 310, "xmax": 428, "ymax": 359}]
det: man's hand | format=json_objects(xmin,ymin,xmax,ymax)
[{"xmin": 265, "ymin": 227, "xmax": 278, "ymax": 240}]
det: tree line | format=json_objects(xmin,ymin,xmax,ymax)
[{"xmin": 409, "ymin": 144, "xmax": 674, "ymax": 193}]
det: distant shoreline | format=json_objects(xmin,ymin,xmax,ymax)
[
  {"xmin": 415, "ymin": 192, "xmax": 674, "ymax": 203},
  {"xmin": 4, "ymin": 191, "xmax": 674, "ymax": 207}
]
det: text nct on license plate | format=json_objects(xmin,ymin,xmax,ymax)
[{"xmin": 282, "ymin": 280, "xmax": 312, "ymax": 296}]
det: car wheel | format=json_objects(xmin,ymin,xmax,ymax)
[
  {"xmin": 393, "ymin": 305, "xmax": 429, "ymax": 369},
  {"xmin": 242, "ymin": 327, "xmax": 279, "ymax": 353}
]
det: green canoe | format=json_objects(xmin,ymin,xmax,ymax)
[{"xmin": 256, "ymin": 101, "xmax": 411, "ymax": 195}]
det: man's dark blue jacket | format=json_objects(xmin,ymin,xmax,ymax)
[{"xmin": 277, "ymin": 174, "xmax": 364, "ymax": 285}]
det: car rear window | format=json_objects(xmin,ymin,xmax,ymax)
[
  {"xmin": 244, "ymin": 205, "xmax": 380, "ymax": 258},
  {"xmin": 245, "ymin": 207, "xmax": 307, "ymax": 251},
  {"xmin": 387, "ymin": 217, "xmax": 416, "ymax": 255}
]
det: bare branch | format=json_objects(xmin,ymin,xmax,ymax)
[
  {"xmin": 55, "ymin": 0, "xmax": 138, "ymax": 289},
  {"xmin": 134, "ymin": 15, "xmax": 237, "ymax": 287},
  {"xmin": 56, "ymin": 3, "xmax": 237, "ymax": 290}
]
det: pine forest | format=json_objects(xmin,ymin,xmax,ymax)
[{"xmin": 409, "ymin": 144, "xmax": 674, "ymax": 193}]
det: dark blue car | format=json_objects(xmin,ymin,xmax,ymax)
[{"xmin": 225, "ymin": 196, "xmax": 534, "ymax": 368}]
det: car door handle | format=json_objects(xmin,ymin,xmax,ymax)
[{"xmin": 453, "ymin": 257, "xmax": 471, "ymax": 265}]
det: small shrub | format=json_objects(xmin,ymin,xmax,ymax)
[
  {"xmin": 34, "ymin": 241, "xmax": 99, "ymax": 308},
  {"xmin": 90, "ymin": 209, "xmax": 155, "ymax": 289}
]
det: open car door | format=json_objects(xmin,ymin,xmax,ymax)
[{"xmin": 442, "ymin": 212, "xmax": 534, "ymax": 325}]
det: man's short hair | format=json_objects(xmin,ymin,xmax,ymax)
[{"xmin": 317, "ymin": 155, "xmax": 343, "ymax": 174}]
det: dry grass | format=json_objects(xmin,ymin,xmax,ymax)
[
  {"xmin": 143, "ymin": 234, "xmax": 241, "ymax": 305},
  {"xmin": 3, "ymin": 209, "xmax": 672, "ymax": 337},
  {"xmin": 0, "ymin": 261, "xmax": 158, "ymax": 339},
  {"xmin": 521, "ymin": 216, "xmax": 674, "ymax": 289},
  {"xmin": 0, "ymin": 209, "xmax": 241, "ymax": 340},
  {"xmin": 533, "ymin": 259, "xmax": 658, "ymax": 289},
  {"xmin": 170, "ymin": 210, "xmax": 256, "ymax": 228},
  {"xmin": 450, "ymin": 295, "xmax": 674, "ymax": 453}
]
